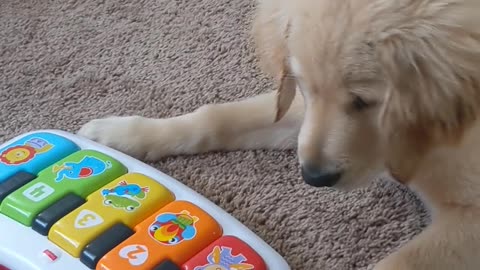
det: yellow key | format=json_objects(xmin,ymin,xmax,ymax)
[{"xmin": 48, "ymin": 173, "xmax": 175, "ymax": 257}]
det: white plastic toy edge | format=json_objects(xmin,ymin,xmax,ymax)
[{"xmin": 0, "ymin": 129, "xmax": 291, "ymax": 270}]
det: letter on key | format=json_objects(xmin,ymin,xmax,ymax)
[
  {"xmin": 0, "ymin": 150, "xmax": 126, "ymax": 226},
  {"xmin": 48, "ymin": 173, "xmax": 175, "ymax": 257},
  {"xmin": 97, "ymin": 201, "xmax": 223, "ymax": 269}
]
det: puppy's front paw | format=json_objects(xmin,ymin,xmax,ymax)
[{"xmin": 77, "ymin": 116, "xmax": 150, "ymax": 159}]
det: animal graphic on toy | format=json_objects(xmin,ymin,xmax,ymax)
[
  {"xmin": 101, "ymin": 180, "xmax": 150, "ymax": 211},
  {"xmin": 148, "ymin": 211, "xmax": 199, "ymax": 245},
  {"xmin": 194, "ymin": 246, "xmax": 254, "ymax": 270},
  {"xmin": 0, "ymin": 137, "xmax": 53, "ymax": 165},
  {"xmin": 53, "ymin": 156, "xmax": 111, "ymax": 182}
]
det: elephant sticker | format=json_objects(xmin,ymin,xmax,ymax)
[{"xmin": 53, "ymin": 156, "xmax": 112, "ymax": 182}]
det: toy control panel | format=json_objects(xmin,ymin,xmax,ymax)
[{"xmin": 0, "ymin": 130, "xmax": 290, "ymax": 270}]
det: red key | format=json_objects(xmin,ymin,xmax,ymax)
[{"xmin": 182, "ymin": 235, "xmax": 266, "ymax": 270}]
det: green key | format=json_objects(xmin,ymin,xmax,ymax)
[{"xmin": 0, "ymin": 150, "xmax": 128, "ymax": 226}]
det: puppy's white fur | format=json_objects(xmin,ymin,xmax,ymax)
[{"xmin": 78, "ymin": 0, "xmax": 480, "ymax": 268}]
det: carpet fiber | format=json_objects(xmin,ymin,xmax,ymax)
[{"xmin": 0, "ymin": 0, "xmax": 429, "ymax": 269}]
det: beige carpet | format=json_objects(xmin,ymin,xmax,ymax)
[{"xmin": 0, "ymin": 0, "xmax": 429, "ymax": 269}]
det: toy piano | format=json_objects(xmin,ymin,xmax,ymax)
[{"xmin": 0, "ymin": 130, "xmax": 290, "ymax": 270}]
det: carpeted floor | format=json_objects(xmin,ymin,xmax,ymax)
[{"xmin": 0, "ymin": 0, "xmax": 430, "ymax": 269}]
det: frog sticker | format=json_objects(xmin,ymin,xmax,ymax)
[{"xmin": 101, "ymin": 180, "xmax": 150, "ymax": 212}]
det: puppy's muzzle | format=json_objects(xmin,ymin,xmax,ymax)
[{"xmin": 301, "ymin": 164, "xmax": 342, "ymax": 187}]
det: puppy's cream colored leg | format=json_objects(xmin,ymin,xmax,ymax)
[
  {"xmin": 374, "ymin": 209, "xmax": 480, "ymax": 270},
  {"xmin": 77, "ymin": 91, "xmax": 304, "ymax": 160}
]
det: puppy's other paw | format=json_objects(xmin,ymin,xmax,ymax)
[{"xmin": 77, "ymin": 116, "xmax": 151, "ymax": 159}]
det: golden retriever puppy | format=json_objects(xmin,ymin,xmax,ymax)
[{"xmin": 78, "ymin": 0, "xmax": 480, "ymax": 269}]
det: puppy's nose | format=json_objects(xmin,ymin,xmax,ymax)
[{"xmin": 301, "ymin": 164, "xmax": 342, "ymax": 187}]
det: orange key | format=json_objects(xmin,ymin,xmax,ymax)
[{"xmin": 96, "ymin": 200, "xmax": 223, "ymax": 270}]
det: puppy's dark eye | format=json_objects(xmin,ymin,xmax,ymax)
[{"xmin": 352, "ymin": 96, "xmax": 372, "ymax": 111}]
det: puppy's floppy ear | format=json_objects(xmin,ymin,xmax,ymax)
[
  {"xmin": 251, "ymin": 1, "xmax": 295, "ymax": 122},
  {"xmin": 275, "ymin": 64, "xmax": 296, "ymax": 122},
  {"xmin": 377, "ymin": 19, "xmax": 480, "ymax": 146},
  {"xmin": 252, "ymin": 0, "xmax": 289, "ymax": 79},
  {"xmin": 375, "ymin": 14, "xmax": 480, "ymax": 181}
]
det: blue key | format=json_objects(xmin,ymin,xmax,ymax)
[{"xmin": 0, "ymin": 132, "xmax": 80, "ymax": 183}]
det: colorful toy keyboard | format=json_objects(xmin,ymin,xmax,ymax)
[{"xmin": 0, "ymin": 130, "xmax": 290, "ymax": 270}]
